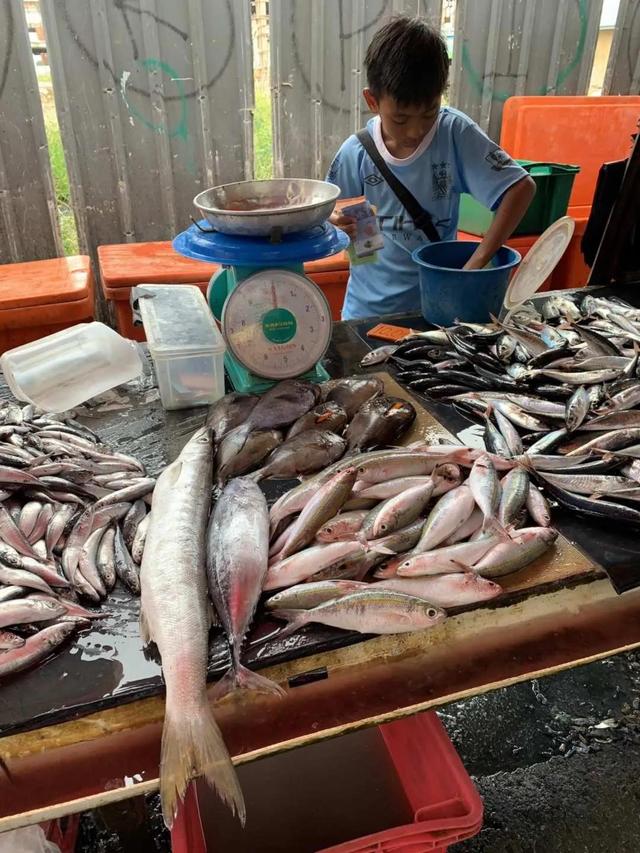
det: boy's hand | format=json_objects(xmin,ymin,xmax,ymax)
[
  {"xmin": 329, "ymin": 209, "xmax": 357, "ymax": 240},
  {"xmin": 462, "ymin": 177, "xmax": 536, "ymax": 270},
  {"xmin": 463, "ymin": 250, "xmax": 491, "ymax": 270}
]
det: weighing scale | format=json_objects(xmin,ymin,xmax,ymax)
[{"xmin": 172, "ymin": 181, "xmax": 349, "ymax": 393}]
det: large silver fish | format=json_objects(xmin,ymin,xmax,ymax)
[
  {"xmin": 207, "ymin": 478, "xmax": 284, "ymax": 700},
  {"xmin": 140, "ymin": 427, "xmax": 244, "ymax": 829}
]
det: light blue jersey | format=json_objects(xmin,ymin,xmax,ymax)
[{"xmin": 326, "ymin": 107, "xmax": 528, "ymax": 320}]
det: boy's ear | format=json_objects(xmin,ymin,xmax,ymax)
[{"xmin": 363, "ymin": 88, "xmax": 379, "ymax": 113}]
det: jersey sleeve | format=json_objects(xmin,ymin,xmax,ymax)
[
  {"xmin": 326, "ymin": 136, "xmax": 365, "ymax": 199},
  {"xmin": 456, "ymin": 121, "xmax": 528, "ymax": 211}
]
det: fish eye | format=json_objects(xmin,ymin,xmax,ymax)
[
  {"xmin": 325, "ymin": 527, "xmax": 332, "ymax": 534},
  {"xmin": 427, "ymin": 608, "xmax": 438, "ymax": 618}
]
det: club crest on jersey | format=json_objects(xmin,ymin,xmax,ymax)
[
  {"xmin": 431, "ymin": 161, "xmax": 452, "ymax": 200},
  {"xmin": 485, "ymin": 149, "xmax": 512, "ymax": 171}
]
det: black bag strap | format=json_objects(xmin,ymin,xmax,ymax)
[{"xmin": 356, "ymin": 128, "xmax": 441, "ymax": 243}]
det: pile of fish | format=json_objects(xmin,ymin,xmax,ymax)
[
  {"xmin": 366, "ymin": 293, "xmax": 640, "ymax": 528},
  {"xmin": 142, "ymin": 413, "xmax": 559, "ymax": 828},
  {"xmin": 264, "ymin": 444, "xmax": 557, "ymax": 630},
  {"xmin": 0, "ymin": 399, "xmax": 153, "ymax": 678},
  {"xmin": 209, "ymin": 376, "xmax": 417, "ymax": 484}
]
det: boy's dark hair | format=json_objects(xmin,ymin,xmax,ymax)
[{"xmin": 365, "ymin": 16, "xmax": 449, "ymax": 105}]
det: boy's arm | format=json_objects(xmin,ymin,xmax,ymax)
[{"xmin": 463, "ymin": 176, "xmax": 536, "ymax": 270}]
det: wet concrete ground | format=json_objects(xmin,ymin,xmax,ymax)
[
  {"xmin": 77, "ymin": 647, "xmax": 640, "ymax": 852},
  {"xmin": 449, "ymin": 651, "xmax": 640, "ymax": 853}
]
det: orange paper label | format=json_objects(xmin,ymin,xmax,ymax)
[{"xmin": 367, "ymin": 323, "xmax": 414, "ymax": 342}]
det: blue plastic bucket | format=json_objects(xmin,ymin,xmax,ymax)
[{"xmin": 412, "ymin": 241, "xmax": 521, "ymax": 326}]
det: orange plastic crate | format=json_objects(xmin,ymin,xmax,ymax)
[
  {"xmin": 99, "ymin": 241, "xmax": 349, "ymax": 338},
  {"xmin": 0, "ymin": 256, "xmax": 94, "ymax": 354},
  {"xmin": 500, "ymin": 95, "xmax": 640, "ymax": 219}
]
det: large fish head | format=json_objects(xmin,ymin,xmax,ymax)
[{"xmin": 184, "ymin": 426, "xmax": 213, "ymax": 455}]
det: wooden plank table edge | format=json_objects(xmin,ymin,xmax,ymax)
[{"xmin": 3, "ymin": 576, "xmax": 640, "ymax": 831}]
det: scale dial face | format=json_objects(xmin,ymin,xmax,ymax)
[{"xmin": 221, "ymin": 269, "xmax": 332, "ymax": 380}]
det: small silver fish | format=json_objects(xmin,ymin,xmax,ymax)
[
  {"xmin": 374, "ymin": 573, "xmax": 501, "ymax": 608},
  {"xmin": 274, "ymin": 590, "xmax": 446, "ymax": 635},
  {"xmin": 565, "ymin": 386, "xmax": 590, "ymax": 432},
  {"xmin": 473, "ymin": 528, "xmax": 557, "ymax": 577},
  {"xmin": 498, "ymin": 468, "xmax": 529, "ymax": 526},
  {"xmin": 0, "ymin": 622, "xmax": 77, "ymax": 678},
  {"xmin": 265, "ymin": 580, "xmax": 368, "ymax": 611},
  {"xmin": 468, "ymin": 454, "xmax": 502, "ymax": 532},
  {"xmin": 360, "ymin": 345, "xmax": 398, "ymax": 366}
]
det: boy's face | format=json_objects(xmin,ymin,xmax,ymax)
[{"xmin": 364, "ymin": 89, "xmax": 440, "ymax": 158}]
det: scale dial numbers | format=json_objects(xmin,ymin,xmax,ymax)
[{"xmin": 222, "ymin": 269, "xmax": 332, "ymax": 380}]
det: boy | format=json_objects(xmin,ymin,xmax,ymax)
[{"xmin": 327, "ymin": 16, "xmax": 536, "ymax": 320}]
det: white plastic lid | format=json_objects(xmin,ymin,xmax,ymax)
[
  {"xmin": 503, "ymin": 216, "xmax": 575, "ymax": 310},
  {"xmin": 135, "ymin": 284, "xmax": 226, "ymax": 357}
]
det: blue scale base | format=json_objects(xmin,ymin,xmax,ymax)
[{"xmin": 172, "ymin": 220, "xmax": 348, "ymax": 394}]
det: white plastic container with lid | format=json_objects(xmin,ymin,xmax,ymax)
[
  {"xmin": 134, "ymin": 284, "xmax": 226, "ymax": 410},
  {"xmin": 0, "ymin": 322, "xmax": 143, "ymax": 412}
]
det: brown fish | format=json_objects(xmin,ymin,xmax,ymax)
[
  {"xmin": 326, "ymin": 376, "xmax": 384, "ymax": 419},
  {"xmin": 345, "ymin": 395, "xmax": 416, "ymax": 452},
  {"xmin": 286, "ymin": 401, "xmax": 348, "ymax": 439},
  {"xmin": 215, "ymin": 428, "xmax": 282, "ymax": 486},
  {"xmin": 206, "ymin": 392, "xmax": 259, "ymax": 442},
  {"xmin": 252, "ymin": 430, "xmax": 346, "ymax": 481}
]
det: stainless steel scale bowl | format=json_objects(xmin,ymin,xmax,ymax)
[{"xmin": 193, "ymin": 179, "xmax": 340, "ymax": 237}]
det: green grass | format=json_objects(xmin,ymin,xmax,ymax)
[
  {"xmin": 44, "ymin": 110, "xmax": 79, "ymax": 256},
  {"xmin": 254, "ymin": 87, "xmax": 273, "ymax": 180}
]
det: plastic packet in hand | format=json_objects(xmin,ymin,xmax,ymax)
[{"xmin": 340, "ymin": 197, "xmax": 384, "ymax": 265}]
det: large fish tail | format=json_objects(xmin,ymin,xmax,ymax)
[
  {"xmin": 160, "ymin": 703, "xmax": 246, "ymax": 830},
  {"xmin": 212, "ymin": 662, "xmax": 285, "ymax": 702}
]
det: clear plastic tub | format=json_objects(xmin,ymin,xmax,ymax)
[
  {"xmin": 0, "ymin": 322, "xmax": 143, "ymax": 412},
  {"xmin": 134, "ymin": 284, "xmax": 226, "ymax": 410}
]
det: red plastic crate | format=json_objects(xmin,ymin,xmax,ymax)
[
  {"xmin": 42, "ymin": 814, "xmax": 80, "ymax": 853},
  {"xmin": 171, "ymin": 711, "xmax": 482, "ymax": 853},
  {"xmin": 172, "ymin": 784, "xmax": 207, "ymax": 853},
  {"xmin": 317, "ymin": 712, "xmax": 483, "ymax": 853}
]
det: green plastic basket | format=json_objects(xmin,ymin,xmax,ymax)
[{"xmin": 458, "ymin": 159, "xmax": 580, "ymax": 237}]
